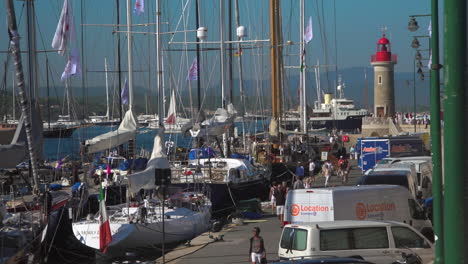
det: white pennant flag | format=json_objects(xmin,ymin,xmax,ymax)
[
  {"xmin": 428, "ymin": 21, "xmax": 432, "ymax": 37},
  {"xmin": 304, "ymin": 16, "xmax": 313, "ymax": 44},
  {"xmin": 134, "ymin": 0, "xmax": 144, "ymax": 15},
  {"xmin": 427, "ymin": 53, "xmax": 432, "ymax": 70},
  {"xmin": 52, "ymin": 0, "xmax": 76, "ymax": 56},
  {"xmin": 61, "ymin": 49, "xmax": 81, "ymax": 81}
]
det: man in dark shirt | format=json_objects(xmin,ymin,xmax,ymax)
[
  {"xmin": 274, "ymin": 182, "xmax": 287, "ymax": 226},
  {"xmin": 249, "ymin": 227, "xmax": 266, "ymax": 264}
]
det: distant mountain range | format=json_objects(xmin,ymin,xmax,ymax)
[{"xmin": 36, "ymin": 67, "xmax": 431, "ymax": 115}]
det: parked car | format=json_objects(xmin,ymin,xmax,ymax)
[
  {"xmin": 278, "ymin": 220, "xmax": 434, "ymax": 264},
  {"xmin": 268, "ymin": 257, "xmax": 374, "ymax": 264}
]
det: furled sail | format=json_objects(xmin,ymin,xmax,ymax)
[
  {"xmin": 127, "ymin": 127, "xmax": 169, "ymax": 195},
  {"xmin": 181, "ymin": 103, "xmax": 237, "ymax": 138},
  {"xmin": 85, "ymin": 110, "xmax": 137, "ymax": 154},
  {"xmin": 0, "ymin": 103, "xmax": 43, "ymax": 168}
]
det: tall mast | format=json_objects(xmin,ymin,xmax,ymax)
[
  {"xmin": 46, "ymin": 58, "xmax": 50, "ymax": 127},
  {"xmin": 234, "ymin": 0, "xmax": 246, "ymax": 151},
  {"xmin": 156, "ymin": 0, "xmax": 163, "ymax": 127},
  {"xmin": 300, "ymin": 0, "xmax": 307, "ymax": 133},
  {"xmin": 5, "ymin": 0, "xmax": 40, "ymax": 193},
  {"xmin": 26, "ymin": 0, "xmax": 38, "ymax": 99},
  {"xmin": 219, "ymin": 0, "xmax": 229, "ymax": 157},
  {"xmin": 104, "ymin": 57, "xmax": 110, "ymax": 119},
  {"xmin": 195, "ymin": 0, "xmax": 201, "ymax": 112},
  {"xmin": 116, "ymin": 0, "xmax": 123, "ymax": 121},
  {"xmin": 126, "ymin": 0, "xmax": 134, "ymax": 110},
  {"xmin": 81, "ymin": 0, "xmax": 87, "ymax": 120},
  {"xmin": 269, "ymin": 0, "xmax": 281, "ymax": 136},
  {"xmin": 12, "ymin": 70, "xmax": 15, "ymax": 121}
]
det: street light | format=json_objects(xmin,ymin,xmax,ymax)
[
  {"xmin": 415, "ymin": 51, "xmax": 422, "ymax": 60},
  {"xmin": 411, "ymin": 37, "xmax": 420, "ymax": 48},
  {"xmin": 408, "ymin": 17, "xmax": 419, "ymax": 32}
]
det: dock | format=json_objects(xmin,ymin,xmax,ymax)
[{"xmin": 156, "ymin": 160, "xmax": 363, "ymax": 264}]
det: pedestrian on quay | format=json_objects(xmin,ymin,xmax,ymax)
[
  {"xmin": 249, "ymin": 227, "xmax": 267, "ymax": 264},
  {"xmin": 338, "ymin": 156, "xmax": 349, "ymax": 184},
  {"xmin": 304, "ymin": 177, "xmax": 311, "ymax": 188},
  {"xmin": 349, "ymin": 146, "xmax": 355, "ymax": 160},
  {"xmin": 269, "ymin": 182, "xmax": 277, "ymax": 214},
  {"xmin": 274, "ymin": 182, "xmax": 287, "ymax": 226},
  {"xmin": 308, "ymin": 159, "xmax": 316, "ymax": 182},
  {"xmin": 293, "ymin": 176, "xmax": 305, "ymax": 190},
  {"xmin": 295, "ymin": 162, "xmax": 304, "ymax": 178},
  {"xmin": 323, "ymin": 163, "xmax": 331, "ymax": 187}
]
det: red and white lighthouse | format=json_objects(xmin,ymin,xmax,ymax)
[{"xmin": 371, "ymin": 34, "xmax": 397, "ymax": 117}]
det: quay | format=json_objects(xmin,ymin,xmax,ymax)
[{"xmin": 156, "ymin": 160, "xmax": 363, "ymax": 264}]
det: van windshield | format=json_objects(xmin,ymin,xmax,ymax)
[
  {"xmin": 360, "ymin": 175, "xmax": 409, "ymax": 189},
  {"xmin": 280, "ymin": 227, "xmax": 308, "ymax": 251}
]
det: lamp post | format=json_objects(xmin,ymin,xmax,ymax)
[{"xmin": 408, "ymin": 9, "xmax": 444, "ymax": 264}]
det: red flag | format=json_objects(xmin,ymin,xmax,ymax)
[{"xmin": 99, "ymin": 183, "xmax": 112, "ymax": 253}]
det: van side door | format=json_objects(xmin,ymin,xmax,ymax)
[
  {"xmin": 319, "ymin": 227, "xmax": 395, "ymax": 264},
  {"xmin": 389, "ymin": 226, "xmax": 434, "ymax": 263}
]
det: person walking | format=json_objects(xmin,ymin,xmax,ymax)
[
  {"xmin": 274, "ymin": 182, "xmax": 287, "ymax": 226},
  {"xmin": 249, "ymin": 227, "xmax": 266, "ymax": 264},
  {"xmin": 338, "ymin": 156, "xmax": 349, "ymax": 184},
  {"xmin": 308, "ymin": 159, "xmax": 316, "ymax": 182},
  {"xmin": 323, "ymin": 163, "xmax": 331, "ymax": 187},
  {"xmin": 293, "ymin": 176, "xmax": 305, "ymax": 190},
  {"xmin": 269, "ymin": 182, "xmax": 277, "ymax": 214}
]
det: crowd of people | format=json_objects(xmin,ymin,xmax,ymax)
[
  {"xmin": 393, "ymin": 112, "xmax": 430, "ymax": 128},
  {"xmin": 268, "ymin": 155, "xmax": 352, "ymax": 228}
]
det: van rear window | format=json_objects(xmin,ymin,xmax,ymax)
[
  {"xmin": 361, "ymin": 175, "xmax": 409, "ymax": 189},
  {"xmin": 320, "ymin": 227, "xmax": 389, "ymax": 251},
  {"xmin": 280, "ymin": 227, "xmax": 308, "ymax": 251}
]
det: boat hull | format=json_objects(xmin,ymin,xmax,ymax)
[
  {"xmin": 43, "ymin": 127, "xmax": 77, "ymax": 138},
  {"xmin": 173, "ymin": 179, "xmax": 269, "ymax": 217},
  {"xmin": 72, "ymin": 207, "xmax": 211, "ymax": 257}
]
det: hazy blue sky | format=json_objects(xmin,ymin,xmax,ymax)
[{"xmin": 0, "ymin": 0, "xmax": 440, "ymax": 109}]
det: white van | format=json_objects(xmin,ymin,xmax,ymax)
[
  {"xmin": 278, "ymin": 220, "xmax": 434, "ymax": 264},
  {"xmin": 375, "ymin": 156, "xmax": 433, "ymax": 199},
  {"xmin": 283, "ymin": 185, "xmax": 433, "ymax": 240},
  {"xmin": 359, "ymin": 163, "xmax": 419, "ymax": 200}
]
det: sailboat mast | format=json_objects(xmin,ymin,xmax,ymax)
[
  {"xmin": 300, "ymin": 0, "xmax": 307, "ymax": 133},
  {"xmin": 12, "ymin": 70, "xmax": 15, "ymax": 121},
  {"xmin": 234, "ymin": 0, "xmax": 246, "ymax": 151},
  {"xmin": 156, "ymin": 0, "xmax": 163, "ymax": 126},
  {"xmin": 104, "ymin": 57, "xmax": 110, "ymax": 120},
  {"xmin": 5, "ymin": 0, "xmax": 40, "ymax": 193},
  {"xmin": 126, "ymin": 0, "xmax": 134, "ymax": 111},
  {"xmin": 219, "ymin": 0, "xmax": 227, "ymax": 109},
  {"xmin": 46, "ymin": 58, "xmax": 50, "ymax": 128},
  {"xmin": 269, "ymin": 0, "xmax": 281, "ymax": 136},
  {"xmin": 195, "ymin": 0, "xmax": 201, "ymax": 112},
  {"xmin": 116, "ymin": 0, "xmax": 123, "ymax": 121}
]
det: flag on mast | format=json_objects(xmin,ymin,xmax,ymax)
[
  {"xmin": 165, "ymin": 90, "xmax": 177, "ymax": 124},
  {"xmin": 304, "ymin": 16, "xmax": 313, "ymax": 44},
  {"xmin": 61, "ymin": 49, "xmax": 81, "ymax": 81},
  {"xmin": 99, "ymin": 183, "xmax": 112, "ymax": 253},
  {"xmin": 134, "ymin": 0, "xmax": 144, "ymax": 15},
  {"xmin": 52, "ymin": 0, "xmax": 76, "ymax": 56},
  {"xmin": 427, "ymin": 21, "xmax": 432, "ymax": 37},
  {"xmin": 121, "ymin": 78, "xmax": 129, "ymax": 105},
  {"xmin": 187, "ymin": 58, "xmax": 198, "ymax": 81}
]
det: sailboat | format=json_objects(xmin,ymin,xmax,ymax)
[
  {"xmin": 72, "ymin": 0, "xmax": 211, "ymax": 257},
  {"xmin": 85, "ymin": 58, "xmax": 120, "ymax": 126},
  {"xmin": 147, "ymin": 89, "xmax": 190, "ymax": 133}
]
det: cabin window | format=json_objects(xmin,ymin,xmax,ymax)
[{"xmin": 378, "ymin": 75, "xmax": 383, "ymax": 85}]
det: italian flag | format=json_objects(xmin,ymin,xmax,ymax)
[{"xmin": 99, "ymin": 183, "xmax": 112, "ymax": 253}]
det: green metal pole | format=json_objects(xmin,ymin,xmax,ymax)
[
  {"xmin": 413, "ymin": 59, "xmax": 416, "ymax": 133},
  {"xmin": 443, "ymin": 0, "xmax": 466, "ymax": 263},
  {"xmin": 429, "ymin": 0, "xmax": 443, "ymax": 263}
]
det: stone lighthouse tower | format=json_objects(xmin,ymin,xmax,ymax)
[{"xmin": 371, "ymin": 34, "xmax": 397, "ymax": 117}]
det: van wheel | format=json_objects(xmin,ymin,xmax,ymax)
[
  {"xmin": 421, "ymin": 228, "xmax": 434, "ymax": 243},
  {"xmin": 348, "ymin": 255, "xmax": 364, "ymax": 260}
]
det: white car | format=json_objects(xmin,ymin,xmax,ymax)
[{"xmin": 278, "ymin": 220, "xmax": 434, "ymax": 264}]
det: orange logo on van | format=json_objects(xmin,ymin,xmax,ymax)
[
  {"xmin": 291, "ymin": 204, "xmax": 300, "ymax": 216},
  {"xmin": 355, "ymin": 202, "xmax": 396, "ymax": 220},
  {"xmin": 356, "ymin": 203, "xmax": 367, "ymax": 220}
]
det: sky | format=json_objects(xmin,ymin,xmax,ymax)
[{"xmin": 0, "ymin": 0, "xmax": 442, "ymax": 110}]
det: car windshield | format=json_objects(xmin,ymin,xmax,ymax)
[{"xmin": 360, "ymin": 174, "xmax": 409, "ymax": 189}]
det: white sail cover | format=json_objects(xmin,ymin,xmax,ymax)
[
  {"xmin": 0, "ymin": 103, "xmax": 43, "ymax": 168},
  {"xmin": 186, "ymin": 103, "xmax": 237, "ymax": 137},
  {"xmin": 127, "ymin": 127, "xmax": 169, "ymax": 195},
  {"xmin": 85, "ymin": 110, "xmax": 137, "ymax": 154}
]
